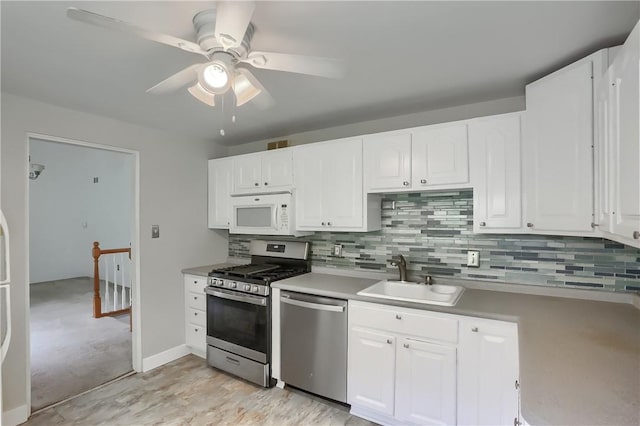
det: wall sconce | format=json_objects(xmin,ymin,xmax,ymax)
[{"xmin": 29, "ymin": 163, "xmax": 45, "ymax": 180}]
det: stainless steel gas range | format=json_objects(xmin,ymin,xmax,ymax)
[{"xmin": 205, "ymin": 240, "xmax": 310, "ymax": 387}]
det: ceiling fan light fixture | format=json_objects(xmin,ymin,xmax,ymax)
[
  {"xmin": 203, "ymin": 63, "xmax": 229, "ymax": 88},
  {"xmin": 198, "ymin": 54, "xmax": 234, "ymax": 94},
  {"xmin": 188, "ymin": 82, "xmax": 216, "ymax": 106},
  {"xmin": 233, "ymin": 72, "xmax": 262, "ymax": 106}
]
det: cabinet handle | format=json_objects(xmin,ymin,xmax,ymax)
[
  {"xmin": 403, "ymin": 343, "xmax": 410, "ymax": 349},
  {"xmin": 395, "ymin": 314, "xmax": 402, "ymax": 320},
  {"xmin": 321, "ymin": 222, "xmax": 326, "ymax": 226},
  {"xmin": 193, "ymin": 280, "xmax": 198, "ymax": 284},
  {"xmin": 402, "ymin": 181, "xmax": 409, "ymax": 186},
  {"xmin": 386, "ymin": 339, "xmax": 393, "ymax": 344},
  {"xmin": 327, "ymin": 222, "xmax": 332, "ymax": 226},
  {"xmin": 471, "ymin": 327, "xmax": 479, "ymax": 332},
  {"xmin": 194, "ymin": 312, "xmax": 198, "ymax": 316},
  {"xmin": 194, "ymin": 296, "xmax": 198, "ymax": 300},
  {"xmin": 254, "ymin": 182, "xmax": 259, "ymax": 186},
  {"xmin": 194, "ymin": 328, "xmax": 198, "ymax": 332},
  {"xmin": 420, "ymin": 179, "xmax": 427, "ymax": 184},
  {"xmin": 527, "ymin": 223, "xmax": 534, "ymax": 228},
  {"xmin": 264, "ymin": 182, "xmax": 268, "ymax": 186},
  {"xmin": 633, "ymin": 231, "xmax": 639, "ymax": 240},
  {"xmin": 479, "ymin": 221, "xmax": 486, "ymax": 227}
]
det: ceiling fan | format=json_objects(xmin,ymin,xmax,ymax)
[{"xmin": 66, "ymin": 2, "xmax": 343, "ymax": 108}]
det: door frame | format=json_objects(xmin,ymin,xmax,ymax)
[{"xmin": 24, "ymin": 132, "xmax": 142, "ymax": 412}]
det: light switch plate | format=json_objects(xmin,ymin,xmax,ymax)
[
  {"xmin": 467, "ymin": 250, "xmax": 480, "ymax": 267},
  {"xmin": 151, "ymin": 225, "xmax": 160, "ymax": 238},
  {"xmin": 333, "ymin": 244, "xmax": 343, "ymax": 257}
]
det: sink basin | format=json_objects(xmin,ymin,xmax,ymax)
[{"xmin": 357, "ymin": 280, "xmax": 465, "ymax": 306}]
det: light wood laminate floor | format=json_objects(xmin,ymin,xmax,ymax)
[{"xmin": 25, "ymin": 354, "xmax": 375, "ymax": 425}]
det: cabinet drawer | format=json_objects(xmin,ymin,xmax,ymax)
[
  {"xmin": 186, "ymin": 324, "xmax": 206, "ymax": 351},
  {"xmin": 185, "ymin": 275, "xmax": 207, "ymax": 293},
  {"xmin": 187, "ymin": 308, "xmax": 206, "ymax": 327},
  {"xmin": 188, "ymin": 292, "xmax": 206, "ymax": 311},
  {"xmin": 350, "ymin": 302, "xmax": 458, "ymax": 344}
]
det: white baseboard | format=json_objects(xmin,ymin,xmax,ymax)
[
  {"xmin": 2, "ymin": 404, "xmax": 29, "ymax": 426},
  {"xmin": 141, "ymin": 344, "xmax": 190, "ymax": 372}
]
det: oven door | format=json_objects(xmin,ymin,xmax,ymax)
[{"xmin": 205, "ymin": 287, "xmax": 270, "ymax": 364}]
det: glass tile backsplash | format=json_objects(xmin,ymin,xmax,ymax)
[{"xmin": 228, "ymin": 190, "xmax": 640, "ymax": 293}]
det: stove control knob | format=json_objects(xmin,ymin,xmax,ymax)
[
  {"xmin": 210, "ymin": 279, "xmax": 216, "ymax": 286},
  {"xmin": 230, "ymin": 282, "xmax": 237, "ymax": 289},
  {"xmin": 251, "ymin": 285, "xmax": 259, "ymax": 293},
  {"xmin": 244, "ymin": 284, "xmax": 251, "ymax": 291},
  {"xmin": 216, "ymin": 279, "xmax": 223, "ymax": 286}
]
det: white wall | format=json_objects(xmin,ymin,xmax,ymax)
[
  {"xmin": 29, "ymin": 139, "xmax": 133, "ymax": 284},
  {"xmin": 226, "ymin": 96, "xmax": 525, "ymax": 155},
  {"xmin": 0, "ymin": 93, "xmax": 229, "ymax": 418}
]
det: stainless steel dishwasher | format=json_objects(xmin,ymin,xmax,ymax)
[{"xmin": 280, "ymin": 290, "xmax": 348, "ymax": 403}]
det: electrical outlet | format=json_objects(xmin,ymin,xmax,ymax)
[
  {"xmin": 151, "ymin": 225, "xmax": 160, "ymax": 238},
  {"xmin": 332, "ymin": 244, "xmax": 343, "ymax": 257},
  {"xmin": 467, "ymin": 250, "xmax": 480, "ymax": 267}
]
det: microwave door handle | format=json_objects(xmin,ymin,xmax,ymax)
[
  {"xmin": 0, "ymin": 210, "xmax": 9, "ymax": 285},
  {"xmin": 273, "ymin": 205, "xmax": 279, "ymax": 230}
]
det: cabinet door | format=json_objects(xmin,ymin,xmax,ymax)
[
  {"xmin": 469, "ymin": 114, "xmax": 522, "ymax": 232},
  {"xmin": 208, "ymin": 158, "xmax": 233, "ymax": 228},
  {"xmin": 363, "ymin": 132, "xmax": 412, "ymax": 191},
  {"xmin": 595, "ymin": 69, "xmax": 613, "ymax": 233},
  {"xmin": 324, "ymin": 138, "xmax": 363, "ymax": 229},
  {"xmin": 347, "ymin": 327, "xmax": 396, "ymax": 416},
  {"xmin": 458, "ymin": 319, "xmax": 519, "ymax": 426},
  {"xmin": 262, "ymin": 149, "xmax": 293, "ymax": 190},
  {"xmin": 395, "ymin": 337, "xmax": 457, "ymax": 426},
  {"xmin": 232, "ymin": 154, "xmax": 262, "ymax": 194},
  {"xmin": 523, "ymin": 60, "xmax": 594, "ymax": 232},
  {"xmin": 412, "ymin": 124, "xmax": 469, "ymax": 187},
  {"xmin": 293, "ymin": 144, "xmax": 326, "ymax": 229},
  {"xmin": 610, "ymin": 22, "xmax": 640, "ymax": 245}
]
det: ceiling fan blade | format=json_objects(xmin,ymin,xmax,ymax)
[
  {"xmin": 233, "ymin": 67, "xmax": 273, "ymax": 108},
  {"xmin": 241, "ymin": 51, "xmax": 344, "ymax": 79},
  {"xmin": 188, "ymin": 83, "xmax": 216, "ymax": 106},
  {"xmin": 214, "ymin": 1, "xmax": 255, "ymax": 50},
  {"xmin": 146, "ymin": 64, "xmax": 201, "ymax": 94},
  {"xmin": 66, "ymin": 7, "xmax": 208, "ymax": 57}
]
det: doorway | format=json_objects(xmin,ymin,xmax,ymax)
[{"xmin": 27, "ymin": 135, "xmax": 140, "ymax": 411}]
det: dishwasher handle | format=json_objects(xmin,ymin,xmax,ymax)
[{"xmin": 281, "ymin": 296, "xmax": 345, "ymax": 312}]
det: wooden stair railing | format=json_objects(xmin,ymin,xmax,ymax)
[{"xmin": 92, "ymin": 241, "xmax": 132, "ymax": 324}]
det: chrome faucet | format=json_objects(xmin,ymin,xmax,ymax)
[{"xmin": 389, "ymin": 255, "xmax": 408, "ymax": 282}]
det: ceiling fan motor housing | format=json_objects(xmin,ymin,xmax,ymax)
[{"xmin": 193, "ymin": 9, "xmax": 254, "ymax": 58}]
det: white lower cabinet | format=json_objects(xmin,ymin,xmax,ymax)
[
  {"xmin": 457, "ymin": 318, "xmax": 520, "ymax": 426},
  {"xmin": 348, "ymin": 301, "xmax": 519, "ymax": 426},
  {"xmin": 184, "ymin": 274, "xmax": 207, "ymax": 357}
]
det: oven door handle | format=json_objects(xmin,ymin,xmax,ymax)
[
  {"xmin": 281, "ymin": 297, "xmax": 345, "ymax": 312},
  {"xmin": 206, "ymin": 287, "xmax": 267, "ymax": 306}
]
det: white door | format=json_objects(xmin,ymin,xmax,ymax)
[
  {"xmin": 232, "ymin": 154, "xmax": 262, "ymax": 194},
  {"xmin": 262, "ymin": 149, "xmax": 293, "ymax": 190},
  {"xmin": 363, "ymin": 132, "xmax": 412, "ymax": 191},
  {"xmin": 610, "ymin": 22, "xmax": 640, "ymax": 245},
  {"xmin": 208, "ymin": 158, "xmax": 233, "ymax": 228},
  {"xmin": 395, "ymin": 337, "xmax": 457, "ymax": 426},
  {"xmin": 523, "ymin": 60, "xmax": 594, "ymax": 232},
  {"xmin": 458, "ymin": 319, "xmax": 519, "ymax": 426},
  {"xmin": 347, "ymin": 327, "xmax": 396, "ymax": 416},
  {"xmin": 412, "ymin": 124, "xmax": 469, "ymax": 187},
  {"xmin": 324, "ymin": 138, "xmax": 363, "ymax": 229},
  {"xmin": 293, "ymin": 144, "xmax": 325, "ymax": 229},
  {"xmin": 469, "ymin": 114, "xmax": 522, "ymax": 232}
]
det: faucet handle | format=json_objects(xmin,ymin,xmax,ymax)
[{"xmin": 424, "ymin": 275, "xmax": 433, "ymax": 285}]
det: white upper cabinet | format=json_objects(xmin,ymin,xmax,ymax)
[
  {"xmin": 364, "ymin": 123, "xmax": 470, "ymax": 193},
  {"xmin": 522, "ymin": 51, "xmax": 604, "ymax": 234},
  {"xmin": 208, "ymin": 158, "xmax": 234, "ymax": 229},
  {"xmin": 604, "ymin": 22, "xmax": 640, "ymax": 247},
  {"xmin": 294, "ymin": 138, "xmax": 381, "ymax": 232},
  {"xmin": 232, "ymin": 149, "xmax": 293, "ymax": 194},
  {"xmin": 412, "ymin": 124, "xmax": 469, "ymax": 187},
  {"xmin": 363, "ymin": 132, "xmax": 412, "ymax": 191},
  {"xmin": 469, "ymin": 113, "xmax": 523, "ymax": 233}
]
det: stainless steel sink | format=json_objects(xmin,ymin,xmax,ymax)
[{"xmin": 357, "ymin": 280, "xmax": 465, "ymax": 306}]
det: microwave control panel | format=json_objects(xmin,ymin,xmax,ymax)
[{"xmin": 279, "ymin": 204, "xmax": 289, "ymax": 229}]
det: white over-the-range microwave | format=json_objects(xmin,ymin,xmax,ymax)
[{"xmin": 229, "ymin": 192, "xmax": 311, "ymax": 237}]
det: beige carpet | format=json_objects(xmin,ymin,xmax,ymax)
[{"xmin": 30, "ymin": 277, "xmax": 132, "ymax": 411}]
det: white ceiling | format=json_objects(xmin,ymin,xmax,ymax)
[{"xmin": 2, "ymin": 1, "xmax": 638, "ymax": 145}]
